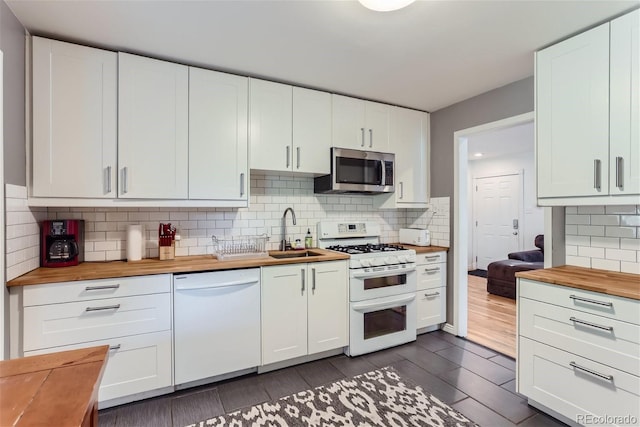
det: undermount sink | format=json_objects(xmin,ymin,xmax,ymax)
[{"xmin": 269, "ymin": 250, "xmax": 324, "ymax": 259}]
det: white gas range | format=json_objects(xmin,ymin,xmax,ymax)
[{"xmin": 317, "ymin": 221, "xmax": 417, "ymax": 356}]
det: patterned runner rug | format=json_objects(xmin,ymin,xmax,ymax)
[{"xmin": 186, "ymin": 366, "xmax": 478, "ymax": 426}]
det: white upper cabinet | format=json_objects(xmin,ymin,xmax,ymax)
[
  {"xmin": 610, "ymin": 10, "xmax": 640, "ymax": 196},
  {"xmin": 375, "ymin": 107, "xmax": 430, "ymax": 209},
  {"xmin": 332, "ymin": 95, "xmax": 390, "ymax": 152},
  {"xmin": 249, "ymin": 79, "xmax": 293, "ymax": 172},
  {"xmin": 537, "ymin": 22, "xmax": 610, "ymax": 199},
  {"xmin": 537, "ymin": 9, "xmax": 640, "ymax": 205},
  {"xmin": 189, "ymin": 67, "xmax": 248, "ymax": 203},
  {"xmin": 292, "ymin": 87, "xmax": 331, "ymax": 175},
  {"xmin": 118, "ymin": 53, "xmax": 188, "ymax": 199},
  {"xmin": 32, "ymin": 37, "xmax": 117, "ymax": 198}
]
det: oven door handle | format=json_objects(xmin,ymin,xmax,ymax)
[
  {"xmin": 351, "ymin": 267, "xmax": 415, "ymax": 280},
  {"xmin": 352, "ymin": 294, "xmax": 415, "ymax": 312}
]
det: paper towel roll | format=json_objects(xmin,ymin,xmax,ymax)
[{"xmin": 127, "ymin": 225, "xmax": 142, "ymax": 261}]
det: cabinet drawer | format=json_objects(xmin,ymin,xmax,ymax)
[
  {"xmin": 519, "ymin": 337, "xmax": 639, "ymax": 425},
  {"xmin": 24, "ymin": 293, "xmax": 171, "ymax": 351},
  {"xmin": 25, "ymin": 330, "xmax": 172, "ymax": 403},
  {"xmin": 23, "ymin": 274, "xmax": 171, "ymax": 306},
  {"xmin": 416, "ymin": 263, "xmax": 445, "ymax": 290},
  {"xmin": 520, "ymin": 298, "xmax": 640, "ymax": 376},
  {"xmin": 416, "ymin": 286, "xmax": 446, "ymax": 329},
  {"xmin": 416, "ymin": 252, "xmax": 446, "ymax": 265},
  {"xmin": 519, "ymin": 279, "xmax": 639, "ymax": 325}
]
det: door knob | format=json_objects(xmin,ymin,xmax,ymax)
[{"xmin": 513, "ymin": 232, "xmax": 518, "ymax": 235}]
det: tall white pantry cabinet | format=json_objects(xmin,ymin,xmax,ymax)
[{"xmin": 536, "ymin": 9, "xmax": 639, "ymax": 204}]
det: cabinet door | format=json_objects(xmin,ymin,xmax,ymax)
[
  {"xmin": 32, "ymin": 37, "xmax": 117, "ymax": 198},
  {"xmin": 537, "ymin": 22, "xmax": 610, "ymax": 198},
  {"xmin": 249, "ymin": 79, "xmax": 292, "ymax": 172},
  {"xmin": 293, "ymin": 87, "xmax": 331, "ymax": 174},
  {"xmin": 261, "ymin": 265, "xmax": 307, "ymax": 365},
  {"xmin": 393, "ymin": 107, "xmax": 429, "ymax": 205},
  {"xmin": 416, "ymin": 287, "xmax": 446, "ymax": 329},
  {"xmin": 332, "ymin": 94, "xmax": 366, "ymax": 150},
  {"xmin": 610, "ymin": 10, "xmax": 640, "ymax": 195},
  {"xmin": 365, "ymin": 101, "xmax": 390, "ymax": 152},
  {"xmin": 118, "ymin": 53, "xmax": 188, "ymax": 199},
  {"xmin": 189, "ymin": 67, "xmax": 248, "ymax": 201},
  {"xmin": 307, "ymin": 261, "xmax": 348, "ymax": 354}
]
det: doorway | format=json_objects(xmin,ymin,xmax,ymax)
[
  {"xmin": 451, "ymin": 112, "xmax": 535, "ymax": 348},
  {"xmin": 473, "ymin": 172, "xmax": 523, "ymax": 270}
]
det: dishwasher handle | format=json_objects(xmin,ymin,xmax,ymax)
[{"xmin": 174, "ymin": 278, "xmax": 259, "ymax": 291}]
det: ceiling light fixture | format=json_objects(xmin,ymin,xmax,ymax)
[
  {"xmin": 358, "ymin": 0, "xmax": 416, "ymax": 12},
  {"xmin": 474, "ymin": 153, "xmax": 484, "ymax": 157}
]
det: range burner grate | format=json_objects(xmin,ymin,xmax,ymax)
[{"xmin": 326, "ymin": 243, "xmax": 406, "ymax": 254}]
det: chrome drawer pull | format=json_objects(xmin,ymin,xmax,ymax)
[
  {"xmin": 570, "ymin": 361, "xmax": 613, "ymax": 382},
  {"xmin": 569, "ymin": 295, "xmax": 613, "ymax": 307},
  {"xmin": 570, "ymin": 317, "xmax": 613, "ymax": 332},
  {"xmin": 85, "ymin": 284, "xmax": 120, "ymax": 291},
  {"xmin": 424, "ymin": 267, "xmax": 440, "ymax": 274},
  {"xmin": 85, "ymin": 304, "xmax": 120, "ymax": 312},
  {"xmin": 109, "ymin": 344, "xmax": 121, "ymax": 351},
  {"xmin": 301, "ymin": 269, "xmax": 305, "ymax": 294},
  {"xmin": 424, "ymin": 292, "xmax": 440, "ymax": 297},
  {"xmin": 425, "ymin": 256, "xmax": 440, "ymax": 261}
]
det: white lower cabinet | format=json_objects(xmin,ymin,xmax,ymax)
[
  {"xmin": 415, "ymin": 252, "xmax": 446, "ymax": 329},
  {"xmin": 517, "ymin": 278, "xmax": 640, "ymax": 426},
  {"xmin": 25, "ymin": 331, "xmax": 172, "ymax": 403},
  {"xmin": 261, "ymin": 261, "xmax": 348, "ymax": 365},
  {"xmin": 21, "ymin": 275, "xmax": 173, "ymax": 404}
]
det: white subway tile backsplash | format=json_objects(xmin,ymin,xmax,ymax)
[{"xmin": 566, "ymin": 205, "xmax": 640, "ymax": 273}]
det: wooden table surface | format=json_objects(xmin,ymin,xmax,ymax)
[
  {"xmin": 517, "ymin": 265, "xmax": 640, "ymax": 300},
  {"xmin": 0, "ymin": 346, "xmax": 109, "ymax": 426}
]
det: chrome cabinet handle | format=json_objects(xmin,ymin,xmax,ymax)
[
  {"xmin": 424, "ymin": 267, "xmax": 440, "ymax": 274},
  {"xmin": 85, "ymin": 304, "xmax": 120, "ymax": 312},
  {"xmin": 109, "ymin": 344, "xmax": 121, "ymax": 351},
  {"xmin": 360, "ymin": 128, "xmax": 365, "ymax": 147},
  {"xmin": 425, "ymin": 256, "xmax": 440, "ymax": 261},
  {"xmin": 593, "ymin": 159, "xmax": 601, "ymax": 190},
  {"xmin": 570, "ymin": 317, "xmax": 613, "ymax": 332},
  {"xmin": 369, "ymin": 129, "xmax": 373, "ymax": 148},
  {"xmin": 240, "ymin": 173, "xmax": 245, "ymax": 197},
  {"xmin": 399, "ymin": 182, "xmax": 404, "ymax": 199},
  {"xmin": 424, "ymin": 291, "xmax": 440, "ymax": 297},
  {"xmin": 297, "ymin": 147, "xmax": 301, "ymax": 169},
  {"xmin": 105, "ymin": 166, "xmax": 112, "ymax": 194},
  {"xmin": 286, "ymin": 146, "xmax": 290, "ymax": 168},
  {"xmin": 569, "ymin": 295, "xmax": 613, "ymax": 307},
  {"xmin": 122, "ymin": 167, "xmax": 129, "ymax": 194},
  {"xmin": 312, "ymin": 268, "xmax": 316, "ymax": 294},
  {"xmin": 301, "ymin": 269, "xmax": 305, "ymax": 294},
  {"xmin": 85, "ymin": 284, "xmax": 120, "ymax": 291},
  {"xmin": 615, "ymin": 156, "xmax": 623, "ymax": 189},
  {"xmin": 569, "ymin": 361, "xmax": 613, "ymax": 382}
]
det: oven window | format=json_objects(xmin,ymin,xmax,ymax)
[
  {"xmin": 335, "ymin": 157, "xmax": 382, "ymax": 185},
  {"xmin": 363, "ymin": 306, "xmax": 407, "ymax": 340},
  {"xmin": 363, "ymin": 274, "xmax": 407, "ymax": 290}
]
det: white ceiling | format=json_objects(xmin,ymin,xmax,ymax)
[
  {"xmin": 467, "ymin": 121, "xmax": 534, "ymax": 160},
  {"xmin": 6, "ymin": 0, "xmax": 639, "ymax": 112}
]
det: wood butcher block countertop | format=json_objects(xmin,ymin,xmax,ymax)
[
  {"xmin": 6, "ymin": 249, "xmax": 350, "ymax": 287},
  {"xmin": 397, "ymin": 244, "xmax": 449, "ymax": 254},
  {"xmin": 0, "ymin": 345, "xmax": 108, "ymax": 426},
  {"xmin": 517, "ymin": 265, "xmax": 640, "ymax": 301}
]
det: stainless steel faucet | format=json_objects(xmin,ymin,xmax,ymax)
[{"xmin": 280, "ymin": 207, "xmax": 297, "ymax": 251}]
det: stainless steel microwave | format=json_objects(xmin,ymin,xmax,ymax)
[{"xmin": 314, "ymin": 148, "xmax": 395, "ymax": 194}]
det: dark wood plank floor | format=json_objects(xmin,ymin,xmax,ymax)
[{"xmin": 99, "ymin": 331, "xmax": 567, "ymax": 427}]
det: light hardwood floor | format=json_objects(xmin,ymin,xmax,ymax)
[{"xmin": 466, "ymin": 275, "xmax": 517, "ymax": 358}]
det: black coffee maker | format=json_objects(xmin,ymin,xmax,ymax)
[{"xmin": 41, "ymin": 220, "xmax": 84, "ymax": 267}]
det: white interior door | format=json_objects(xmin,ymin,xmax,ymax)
[
  {"xmin": 0, "ymin": 50, "xmax": 5, "ymax": 360},
  {"xmin": 473, "ymin": 173, "xmax": 523, "ymax": 270}
]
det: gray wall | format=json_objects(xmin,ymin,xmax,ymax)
[
  {"xmin": 429, "ymin": 76, "xmax": 534, "ymax": 326},
  {"xmin": 1, "ymin": 0, "xmax": 25, "ymax": 186}
]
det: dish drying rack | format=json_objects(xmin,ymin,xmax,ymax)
[{"xmin": 212, "ymin": 234, "xmax": 269, "ymax": 261}]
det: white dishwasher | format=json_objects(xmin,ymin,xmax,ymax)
[{"xmin": 174, "ymin": 268, "xmax": 261, "ymax": 385}]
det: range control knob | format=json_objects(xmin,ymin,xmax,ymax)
[
  {"xmin": 385, "ymin": 256, "xmax": 398, "ymax": 265},
  {"xmin": 359, "ymin": 258, "xmax": 371, "ymax": 267},
  {"xmin": 372, "ymin": 257, "xmax": 386, "ymax": 267},
  {"xmin": 397, "ymin": 255, "xmax": 408, "ymax": 263}
]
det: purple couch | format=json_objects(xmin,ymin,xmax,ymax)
[{"xmin": 486, "ymin": 235, "xmax": 544, "ymax": 299}]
